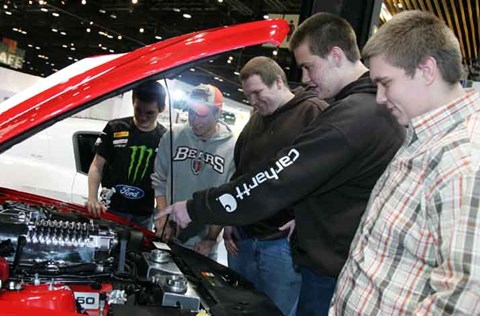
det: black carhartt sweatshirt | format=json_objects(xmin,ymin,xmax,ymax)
[{"xmin": 187, "ymin": 73, "xmax": 405, "ymax": 277}]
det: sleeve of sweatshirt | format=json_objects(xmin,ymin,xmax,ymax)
[
  {"xmin": 186, "ymin": 121, "xmax": 357, "ymax": 226},
  {"xmin": 151, "ymin": 130, "xmax": 171, "ymax": 197}
]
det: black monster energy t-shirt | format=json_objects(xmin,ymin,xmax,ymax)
[{"xmin": 94, "ymin": 117, "xmax": 166, "ymax": 216}]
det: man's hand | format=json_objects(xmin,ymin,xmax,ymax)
[
  {"xmin": 223, "ymin": 226, "xmax": 240, "ymax": 256},
  {"xmin": 154, "ymin": 219, "xmax": 174, "ymax": 242},
  {"xmin": 279, "ymin": 219, "xmax": 296, "ymax": 241},
  {"xmin": 156, "ymin": 201, "xmax": 191, "ymax": 228},
  {"xmin": 194, "ymin": 239, "xmax": 216, "ymax": 257},
  {"xmin": 86, "ymin": 197, "xmax": 107, "ymax": 218}
]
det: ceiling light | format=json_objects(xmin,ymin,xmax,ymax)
[
  {"xmin": 117, "ymin": 35, "xmax": 122, "ymax": 40},
  {"xmin": 98, "ymin": 44, "xmax": 102, "ymax": 47},
  {"xmin": 81, "ymin": 0, "xmax": 86, "ymax": 4},
  {"xmin": 70, "ymin": 43, "xmax": 74, "ymax": 46},
  {"xmin": 99, "ymin": 9, "xmax": 106, "ymax": 14},
  {"xmin": 60, "ymin": 31, "xmax": 67, "ymax": 36},
  {"xmin": 237, "ymin": 88, "xmax": 243, "ymax": 92},
  {"xmin": 173, "ymin": 8, "xmax": 181, "ymax": 12},
  {"xmin": 189, "ymin": 68, "xmax": 195, "ymax": 72},
  {"xmin": 218, "ymin": 0, "xmax": 223, "ymax": 2},
  {"xmin": 89, "ymin": 21, "xmax": 93, "ymax": 25},
  {"xmin": 234, "ymin": 71, "xmax": 240, "ymax": 76},
  {"xmin": 86, "ymin": 28, "xmax": 91, "ymax": 32},
  {"xmin": 263, "ymin": 14, "xmax": 270, "ymax": 19},
  {"xmin": 3, "ymin": 5, "xmax": 7, "ymax": 9},
  {"xmin": 183, "ymin": 13, "xmax": 191, "ymax": 19},
  {"xmin": 70, "ymin": 47, "xmax": 75, "ymax": 51},
  {"xmin": 62, "ymin": 44, "xmax": 67, "ymax": 48},
  {"xmin": 110, "ymin": 14, "xmax": 116, "ymax": 19},
  {"xmin": 139, "ymin": 27, "xmax": 144, "ymax": 33},
  {"xmin": 68, "ymin": 56, "xmax": 73, "ymax": 60},
  {"xmin": 109, "ymin": 49, "xmax": 115, "ymax": 53},
  {"xmin": 227, "ymin": 60, "xmax": 232, "ymax": 64},
  {"xmin": 38, "ymin": 0, "xmax": 45, "ymax": 4},
  {"xmin": 5, "ymin": 11, "xmax": 12, "ymax": 15},
  {"xmin": 132, "ymin": 0, "xmax": 138, "ymax": 3},
  {"xmin": 40, "ymin": 8, "xmax": 48, "ymax": 12},
  {"xmin": 155, "ymin": 35, "xmax": 162, "ymax": 40},
  {"xmin": 29, "ymin": 1, "xmax": 33, "ymax": 4},
  {"xmin": 272, "ymin": 50, "xmax": 278, "ymax": 56},
  {"xmin": 51, "ymin": 28, "xmax": 58, "ymax": 32},
  {"xmin": 28, "ymin": 44, "xmax": 33, "ymax": 47},
  {"xmin": 52, "ymin": 12, "xmax": 59, "ymax": 17}
]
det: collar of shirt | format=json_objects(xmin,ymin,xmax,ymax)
[{"xmin": 406, "ymin": 89, "xmax": 480, "ymax": 145}]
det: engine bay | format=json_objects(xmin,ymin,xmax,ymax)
[{"xmin": 0, "ymin": 189, "xmax": 281, "ymax": 316}]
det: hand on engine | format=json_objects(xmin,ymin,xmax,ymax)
[
  {"xmin": 86, "ymin": 197, "xmax": 107, "ymax": 218},
  {"xmin": 156, "ymin": 200, "xmax": 191, "ymax": 228}
]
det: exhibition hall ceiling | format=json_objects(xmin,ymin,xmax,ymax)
[
  {"xmin": 0, "ymin": 0, "xmax": 478, "ymax": 104},
  {"xmin": 0, "ymin": 0, "xmax": 301, "ymax": 104}
]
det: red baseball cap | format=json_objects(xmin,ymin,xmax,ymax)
[{"xmin": 188, "ymin": 84, "xmax": 223, "ymax": 116}]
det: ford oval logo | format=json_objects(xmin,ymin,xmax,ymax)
[{"xmin": 115, "ymin": 185, "xmax": 145, "ymax": 200}]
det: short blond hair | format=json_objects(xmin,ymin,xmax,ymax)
[{"xmin": 362, "ymin": 10, "xmax": 463, "ymax": 83}]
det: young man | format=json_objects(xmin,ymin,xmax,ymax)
[
  {"xmin": 152, "ymin": 84, "xmax": 236, "ymax": 260},
  {"xmin": 87, "ymin": 80, "xmax": 167, "ymax": 229},
  {"xmin": 158, "ymin": 13, "xmax": 405, "ymax": 315},
  {"xmin": 224, "ymin": 56, "xmax": 327, "ymax": 315},
  {"xmin": 331, "ymin": 11, "xmax": 480, "ymax": 315}
]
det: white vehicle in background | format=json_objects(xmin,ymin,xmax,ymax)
[{"xmin": 0, "ymin": 117, "xmax": 105, "ymax": 205}]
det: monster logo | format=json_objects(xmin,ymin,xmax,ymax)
[{"xmin": 128, "ymin": 145, "xmax": 154, "ymax": 183}]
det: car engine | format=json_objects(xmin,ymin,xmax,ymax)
[{"xmin": 0, "ymin": 189, "xmax": 281, "ymax": 316}]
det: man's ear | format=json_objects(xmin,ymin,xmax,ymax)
[
  {"xmin": 417, "ymin": 56, "xmax": 437, "ymax": 85},
  {"xmin": 328, "ymin": 46, "xmax": 345, "ymax": 67},
  {"xmin": 275, "ymin": 74, "xmax": 284, "ymax": 89}
]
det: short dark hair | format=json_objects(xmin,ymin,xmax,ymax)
[
  {"xmin": 132, "ymin": 81, "xmax": 166, "ymax": 112},
  {"xmin": 289, "ymin": 12, "xmax": 360, "ymax": 63},
  {"xmin": 240, "ymin": 56, "xmax": 288, "ymax": 88},
  {"xmin": 362, "ymin": 10, "xmax": 463, "ymax": 83}
]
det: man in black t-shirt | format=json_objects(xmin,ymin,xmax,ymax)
[{"xmin": 87, "ymin": 81, "xmax": 167, "ymax": 229}]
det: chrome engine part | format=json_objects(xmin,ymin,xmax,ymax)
[{"xmin": 0, "ymin": 201, "xmax": 117, "ymax": 264}]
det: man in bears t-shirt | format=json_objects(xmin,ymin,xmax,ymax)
[{"xmin": 87, "ymin": 81, "xmax": 167, "ymax": 229}]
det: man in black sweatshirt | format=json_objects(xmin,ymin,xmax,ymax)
[
  {"xmin": 224, "ymin": 56, "xmax": 327, "ymax": 316},
  {"xmin": 159, "ymin": 13, "xmax": 405, "ymax": 315}
]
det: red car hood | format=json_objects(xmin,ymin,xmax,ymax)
[{"xmin": 0, "ymin": 19, "xmax": 288, "ymax": 153}]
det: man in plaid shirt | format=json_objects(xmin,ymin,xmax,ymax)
[{"xmin": 331, "ymin": 10, "xmax": 480, "ymax": 315}]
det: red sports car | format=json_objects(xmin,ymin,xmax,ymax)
[{"xmin": 0, "ymin": 19, "xmax": 288, "ymax": 316}]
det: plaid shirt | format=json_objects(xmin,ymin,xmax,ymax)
[{"xmin": 331, "ymin": 89, "xmax": 480, "ymax": 315}]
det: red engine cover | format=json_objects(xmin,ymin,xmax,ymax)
[{"xmin": 0, "ymin": 284, "xmax": 77, "ymax": 312}]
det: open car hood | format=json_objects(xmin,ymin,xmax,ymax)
[
  {"xmin": 0, "ymin": 20, "xmax": 288, "ymax": 316},
  {"xmin": 0, "ymin": 19, "xmax": 289, "ymax": 153}
]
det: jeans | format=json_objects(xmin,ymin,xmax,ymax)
[
  {"xmin": 228, "ymin": 238, "xmax": 301, "ymax": 316},
  {"xmin": 296, "ymin": 266, "xmax": 336, "ymax": 316},
  {"xmin": 108, "ymin": 210, "xmax": 153, "ymax": 230}
]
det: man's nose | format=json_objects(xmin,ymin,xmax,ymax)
[
  {"xmin": 376, "ymin": 85, "xmax": 387, "ymax": 104},
  {"xmin": 301, "ymin": 68, "xmax": 311, "ymax": 84}
]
